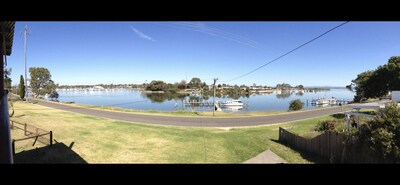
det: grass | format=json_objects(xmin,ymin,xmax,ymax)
[
  {"xmin": 10, "ymin": 101, "xmax": 336, "ymax": 163},
  {"xmin": 362, "ymin": 98, "xmax": 380, "ymax": 103},
  {"xmin": 351, "ymin": 108, "xmax": 377, "ymax": 115}
]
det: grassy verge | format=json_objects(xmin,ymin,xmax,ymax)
[{"xmin": 11, "ymin": 101, "xmax": 335, "ymax": 163}]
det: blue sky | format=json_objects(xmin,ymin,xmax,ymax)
[{"xmin": 6, "ymin": 21, "xmax": 400, "ymax": 87}]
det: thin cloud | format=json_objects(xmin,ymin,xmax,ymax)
[
  {"xmin": 168, "ymin": 22, "xmax": 263, "ymax": 50},
  {"xmin": 130, "ymin": 26, "xmax": 156, "ymax": 42}
]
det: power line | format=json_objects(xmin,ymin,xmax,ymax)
[{"xmin": 223, "ymin": 21, "xmax": 349, "ymax": 83}]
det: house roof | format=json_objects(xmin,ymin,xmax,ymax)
[{"xmin": 0, "ymin": 21, "xmax": 15, "ymax": 56}]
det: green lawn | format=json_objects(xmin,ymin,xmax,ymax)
[{"xmin": 10, "ymin": 101, "xmax": 336, "ymax": 163}]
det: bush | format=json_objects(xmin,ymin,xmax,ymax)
[
  {"xmin": 49, "ymin": 90, "xmax": 59, "ymax": 101},
  {"xmin": 348, "ymin": 102, "xmax": 400, "ymax": 162},
  {"xmin": 289, "ymin": 99, "xmax": 304, "ymax": 111},
  {"xmin": 315, "ymin": 120, "xmax": 341, "ymax": 132}
]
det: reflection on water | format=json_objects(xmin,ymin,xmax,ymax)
[
  {"xmin": 141, "ymin": 92, "xmax": 186, "ymax": 103},
  {"xmin": 276, "ymin": 92, "xmax": 291, "ymax": 99},
  {"xmin": 57, "ymin": 89, "xmax": 354, "ymax": 112}
]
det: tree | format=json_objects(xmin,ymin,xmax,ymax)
[
  {"xmin": 44, "ymin": 80, "xmax": 58, "ymax": 95},
  {"xmin": 289, "ymin": 99, "xmax": 304, "ymax": 111},
  {"xmin": 177, "ymin": 80, "xmax": 187, "ymax": 90},
  {"xmin": 146, "ymin": 80, "xmax": 167, "ymax": 91},
  {"xmin": 49, "ymin": 90, "xmax": 59, "ymax": 101},
  {"xmin": 352, "ymin": 70, "xmax": 374, "ymax": 102},
  {"xmin": 297, "ymin": 85, "xmax": 304, "ymax": 89},
  {"xmin": 201, "ymin": 82, "xmax": 209, "ymax": 91},
  {"xmin": 188, "ymin": 77, "xmax": 202, "ymax": 89},
  {"xmin": 276, "ymin": 83, "xmax": 291, "ymax": 90},
  {"xmin": 19, "ymin": 75, "xmax": 25, "ymax": 99},
  {"xmin": 352, "ymin": 56, "xmax": 400, "ymax": 102},
  {"xmin": 166, "ymin": 83, "xmax": 178, "ymax": 93},
  {"xmin": 4, "ymin": 68, "xmax": 12, "ymax": 90},
  {"xmin": 29, "ymin": 67, "xmax": 57, "ymax": 98}
]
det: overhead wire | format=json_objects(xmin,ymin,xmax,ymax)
[{"xmin": 222, "ymin": 21, "xmax": 349, "ymax": 83}]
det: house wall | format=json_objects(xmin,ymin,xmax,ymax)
[{"xmin": 392, "ymin": 91, "xmax": 400, "ymax": 102}]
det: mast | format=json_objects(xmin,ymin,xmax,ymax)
[{"xmin": 23, "ymin": 25, "xmax": 29, "ymax": 101}]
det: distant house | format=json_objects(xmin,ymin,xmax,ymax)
[
  {"xmin": 93, "ymin": 86, "xmax": 105, "ymax": 90},
  {"xmin": 391, "ymin": 91, "xmax": 400, "ymax": 102}
]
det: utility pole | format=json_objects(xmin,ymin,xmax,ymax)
[
  {"xmin": 213, "ymin": 77, "xmax": 218, "ymax": 116},
  {"xmin": 23, "ymin": 25, "xmax": 29, "ymax": 101}
]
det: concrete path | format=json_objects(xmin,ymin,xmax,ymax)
[
  {"xmin": 244, "ymin": 150, "xmax": 286, "ymax": 164},
  {"xmin": 34, "ymin": 100, "xmax": 351, "ymax": 128}
]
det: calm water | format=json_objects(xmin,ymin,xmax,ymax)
[{"xmin": 56, "ymin": 89, "xmax": 355, "ymax": 112}]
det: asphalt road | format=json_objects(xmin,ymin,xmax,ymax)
[{"xmin": 35, "ymin": 101, "xmax": 352, "ymax": 127}]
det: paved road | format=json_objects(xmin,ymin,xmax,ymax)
[{"xmin": 35, "ymin": 101, "xmax": 351, "ymax": 128}]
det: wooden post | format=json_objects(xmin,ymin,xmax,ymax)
[
  {"xmin": 11, "ymin": 140, "xmax": 15, "ymax": 155},
  {"xmin": 213, "ymin": 78, "xmax": 218, "ymax": 116},
  {"xmin": 50, "ymin": 131, "xmax": 53, "ymax": 146}
]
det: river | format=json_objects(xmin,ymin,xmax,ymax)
[{"xmin": 56, "ymin": 88, "xmax": 355, "ymax": 112}]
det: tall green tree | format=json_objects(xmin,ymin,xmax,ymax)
[
  {"xmin": 352, "ymin": 56, "xmax": 400, "ymax": 102},
  {"xmin": 296, "ymin": 85, "xmax": 304, "ymax": 89},
  {"xmin": 29, "ymin": 67, "xmax": 57, "ymax": 98},
  {"xmin": 188, "ymin": 77, "xmax": 202, "ymax": 89},
  {"xmin": 176, "ymin": 80, "xmax": 187, "ymax": 90},
  {"xmin": 201, "ymin": 82, "xmax": 209, "ymax": 91},
  {"xmin": 276, "ymin": 83, "xmax": 291, "ymax": 90},
  {"xmin": 19, "ymin": 75, "xmax": 25, "ymax": 99},
  {"xmin": 146, "ymin": 80, "xmax": 167, "ymax": 91},
  {"xmin": 4, "ymin": 67, "xmax": 12, "ymax": 90}
]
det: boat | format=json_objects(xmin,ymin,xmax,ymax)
[
  {"xmin": 316, "ymin": 98, "xmax": 329, "ymax": 105},
  {"xmin": 310, "ymin": 98, "xmax": 329, "ymax": 105},
  {"xmin": 223, "ymin": 106, "xmax": 243, "ymax": 111},
  {"xmin": 220, "ymin": 99, "xmax": 244, "ymax": 106}
]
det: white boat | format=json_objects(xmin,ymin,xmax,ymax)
[
  {"xmin": 220, "ymin": 99, "xmax": 244, "ymax": 106},
  {"xmin": 316, "ymin": 98, "xmax": 329, "ymax": 105},
  {"xmin": 223, "ymin": 106, "xmax": 243, "ymax": 111}
]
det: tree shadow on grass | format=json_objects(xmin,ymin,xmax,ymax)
[
  {"xmin": 331, "ymin": 113, "xmax": 345, "ymax": 119},
  {"xmin": 270, "ymin": 139, "xmax": 329, "ymax": 164},
  {"xmin": 14, "ymin": 142, "xmax": 87, "ymax": 164}
]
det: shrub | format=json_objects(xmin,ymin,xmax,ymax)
[
  {"xmin": 49, "ymin": 90, "xmax": 59, "ymax": 101},
  {"xmin": 315, "ymin": 120, "xmax": 341, "ymax": 132},
  {"xmin": 347, "ymin": 102, "xmax": 400, "ymax": 162},
  {"xmin": 289, "ymin": 99, "xmax": 304, "ymax": 111}
]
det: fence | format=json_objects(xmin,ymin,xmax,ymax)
[
  {"xmin": 278, "ymin": 127, "xmax": 379, "ymax": 163},
  {"xmin": 10, "ymin": 120, "xmax": 53, "ymax": 155}
]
